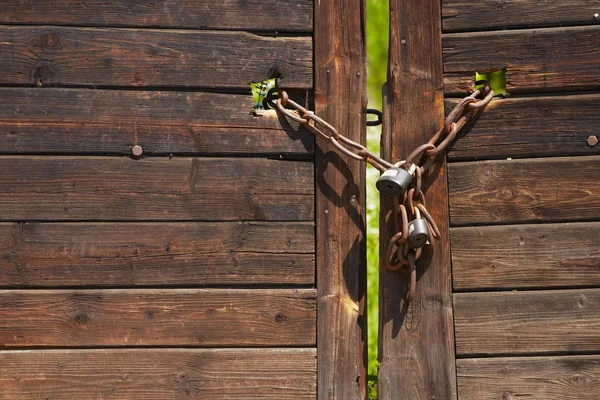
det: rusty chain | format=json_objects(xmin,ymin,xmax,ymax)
[{"xmin": 271, "ymin": 83, "xmax": 494, "ymax": 301}]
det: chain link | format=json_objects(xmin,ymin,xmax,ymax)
[{"xmin": 273, "ymin": 83, "xmax": 494, "ymax": 300}]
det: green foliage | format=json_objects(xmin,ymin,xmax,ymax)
[
  {"xmin": 475, "ymin": 69, "xmax": 508, "ymax": 96},
  {"xmin": 366, "ymin": 0, "xmax": 389, "ymax": 398}
]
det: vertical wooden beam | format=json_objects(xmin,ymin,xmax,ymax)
[
  {"xmin": 315, "ymin": 0, "xmax": 367, "ymax": 397},
  {"xmin": 378, "ymin": 0, "xmax": 458, "ymax": 398}
]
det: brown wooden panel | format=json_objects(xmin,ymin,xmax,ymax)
[
  {"xmin": 314, "ymin": 0, "xmax": 368, "ymax": 394},
  {"xmin": 458, "ymin": 355, "xmax": 600, "ymax": 400},
  {"xmin": 379, "ymin": 0, "xmax": 457, "ymax": 396},
  {"xmin": 0, "ymin": 26, "xmax": 312, "ymax": 89},
  {"xmin": 0, "ymin": 157, "xmax": 314, "ymax": 221},
  {"xmin": 443, "ymin": 26, "xmax": 600, "ymax": 94},
  {"xmin": 0, "ymin": 348, "xmax": 316, "ymax": 399},
  {"xmin": 454, "ymin": 289, "xmax": 600, "ymax": 355},
  {"xmin": 0, "ymin": 88, "xmax": 313, "ymax": 155},
  {"xmin": 0, "ymin": 222, "xmax": 314, "ymax": 287},
  {"xmin": 452, "ymin": 222, "xmax": 600, "ymax": 290},
  {"xmin": 0, "ymin": 289, "xmax": 316, "ymax": 347},
  {"xmin": 442, "ymin": 0, "xmax": 598, "ymax": 32},
  {"xmin": 448, "ymin": 156, "xmax": 600, "ymax": 226},
  {"xmin": 446, "ymin": 94, "xmax": 600, "ymax": 161},
  {"xmin": 1, "ymin": 0, "xmax": 313, "ymax": 32}
]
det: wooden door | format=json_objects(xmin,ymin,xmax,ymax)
[
  {"xmin": 0, "ymin": 1, "xmax": 367, "ymax": 398},
  {"xmin": 379, "ymin": 0, "xmax": 600, "ymax": 399}
]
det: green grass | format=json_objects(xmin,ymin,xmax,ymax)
[{"xmin": 366, "ymin": 0, "xmax": 389, "ymax": 397}]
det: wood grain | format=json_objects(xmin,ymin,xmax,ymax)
[
  {"xmin": 0, "ymin": 222, "xmax": 314, "ymax": 287},
  {"xmin": 0, "ymin": 88, "xmax": 313, "ymax": 155},
  {"xmin": 0, "ymin": 156, "xmax": 314, "ymax": 221},
  {"xmin": 448, "ymin": 156, "xmax": 600, "ymax": 226},
  {"xmin": 314, "ymin": 0, "xmax": 368, "ymax": 395},
  {"xmin": 457, "ymin": 355, "xmax": 600, "ymax": 400},
  {"xmin": 0, "ymin": 289, "xmax": 316, "ymax": 347},
  {"xmin": 379, "ymin": 0, "xmax": 457, "ymax": 397},
  {"xmin": 454, "ymin": 289, "xmax": 600, "ymax": 355},
  {"xmin": 443, "ymin": 26, "xmax": 600, "ymax": 94},
  {"xmin": 446, "ymin": 94, "xmax": 600, "ymax": 161},
  {"xmin": 0, "ymin": 0, "xmax": 313, "ymax": 32},
  {"xmin": 451, "ymin": 222, "xmax": 600, "ymax": 290},
  {"xmin": 442, "ymin": 0, "xmax": 599, "ymax": 32},
  {"xmin": 0, "ymin": 26, "xmax": 312, "ymax": 89},
  {"xmin": 0, "ymin": 348, "xmax": 316, "ymax": 399}
]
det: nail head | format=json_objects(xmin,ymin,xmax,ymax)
[
  {"xmin": 587, "ymin": 136, "xmax": 598, "ymax": 147},
  {"xmin": 131, "ymin": 145, "xmax": 144, "ymax": 159}
]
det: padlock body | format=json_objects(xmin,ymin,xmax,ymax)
[
  {"xmin": 408, "ymin": 218, "xmax": 429, "ymax": 248},
  {"xmin": 376, "ymin": 167, "xmax": 412, "ymax": 196}
]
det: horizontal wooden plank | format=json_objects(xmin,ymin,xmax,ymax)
[
  {"xmin": 0, "ymin": 157, "xmax": 314, "ymax": 221},
  {"xmin": 0, "ymin": 222, "xmax": 314, "ymax": 287},
  {"xmin": 446, "ymin": 94, "xmax": 600, "ymax": 160},
  {"xmin": 1, "ymin": 0, "xmax": 313, "ymax": 32},
  {"xmin": 0, "ymin": 289, "xmax": 316, "ymax": 347},
  {"xmin": 454, "ymin": 289, "xmax": 600, "ymax": 355},
  {"xmin": 0, "ymin": 26, "xmax": 312, "ymax": 89},
  {"xmin": 0, "ymin": 348, "xmax": 316, "ymax": 399},
  {"xmin": 443, "ymin": 26, "xmax": 600, "ymax": 94},
  {"xmin": 448, "ymin": 156, "xmax": 600, "ymax": 226},
  {"xmin": 0, "ymin": 88, "xmax": 313, "ymax": 155},
  {"xmin": 442, "ymin": 0, "xmax": 598, "ymax": 32},
  {"xmin": 458, "ymin": 355, "xmax": 600, "ymax": 400},
  {"xmin": 451, "ymin": 222, "xmax": 600, "ymax": 290}
]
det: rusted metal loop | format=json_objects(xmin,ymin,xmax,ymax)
[
  {"xmin": 385, "ymin": 237, "xmax": 409, "ymax": 271},
  {"xmin": 279, "ymin": 90, "xmax": 290, "ymax": 107},
  {"xmin": 406, "ymin": 143, "xmax": 436, "ymax": 166},
  {"xmin": 416, "ymin": 203, "xmax": 441, "ymax": 240},
  {"xmin": 394, "ymin": 204, "xmax": 409, "ymax": 241},
  {"xmin": 414, "ymin": 165, "xmax": 422, "ymax": 195},
  {"xmin": 467, "ymin": 87, "xmax": 495, "ymax": 111},
  {"xmin": 407, "ymin": 252, "xmax": 417, "ymax": 302},
  {"xmin": 366, "ymin": 109, "xmax": 383, "ymax": 126},
  {"xmin": 276, "ymin": 97, "xmax": 307, "ymax": 124},
  {"xmin": 407, "ymin": 188, "xmax": 426, "ymax": 216},
  {"xmin": 329, "ymin": 136, "xmax": 365, "ymax": 161},
  {"xmin": 303, "ymin": 110, "xmax": 340, "ymax": 138},
  {"xmin": 357, "ymin": 148, "xmax": 395, "ymax": 170},
  {"xmin": 426, "ymin": 121, "xmax": 460, "ymax": 157},
  {"xmin": 363, "ymin": 156, "xmax": 388, "ymax": 173},
  {"xmin": 442, "ymin": 96, "xmax": 476, "ymax": 135}
]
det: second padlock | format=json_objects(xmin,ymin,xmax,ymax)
[{"xmin": 408, "ymin": 214, "xmax": 429, "ymax": 249}]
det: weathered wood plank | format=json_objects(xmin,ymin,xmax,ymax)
[
  {"xmin": 448, "ymin": 156, "xmax": 600, "ymax": 226},
  {"xmin": 451, "ymin": 222, "xmax": 600, "ymax": 290},
  {"xmin": 0, "ymin": 222, "xmax": 314, "ymax": 287},
  {"xmin": 379, "ymin": 0, "xmax": 457, "ymax": 397},
  {"xmin": 446, "ymin": 94, "xmax": 600, "ymax": 161},
  {"xmin": 443, "ymin": 26, "xmax": 600, "ymax": 94},
  {"xmin": 457, "ymin": 355, "xmax": 600, "ymax": 400},
  {"xmin": 0, "ymin": 88, "xmax": 313, "ymax": 155},
  {"xmin": 0, "ymin": 348, "xmax": 316, "ymax": 399},
  {"xmin": 442, "ymin": 0, "xmax": 599, "ymax": 32},
  {"xmin": 0, "ymin": 289, "xmax": 316, "ymax": 347},
  {"xmin": 454, "ymin": 289, "xmax": 600, "ymax": 355},
  {"xmin": 0, "ymin": 157, "xmax": 314, "ymax": 221},
  {"xmin": 314, "ymin": 0, "xmax": 368, "ymax": 395},
  {"xmin": 0, "ymin": 0, "xmax": 313, "ymax": 32},
  {"xmin": 0, "ymin": 26, "xmax": 312, "ymax": 89}
]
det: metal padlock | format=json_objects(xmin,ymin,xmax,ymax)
[
  {"xmin": 376, "ymin": 164, "xmax": 416, "ymax": 196},
  {"xmin": 408, "ymin": 209, "xmax": 429, "ymax": 249}
]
